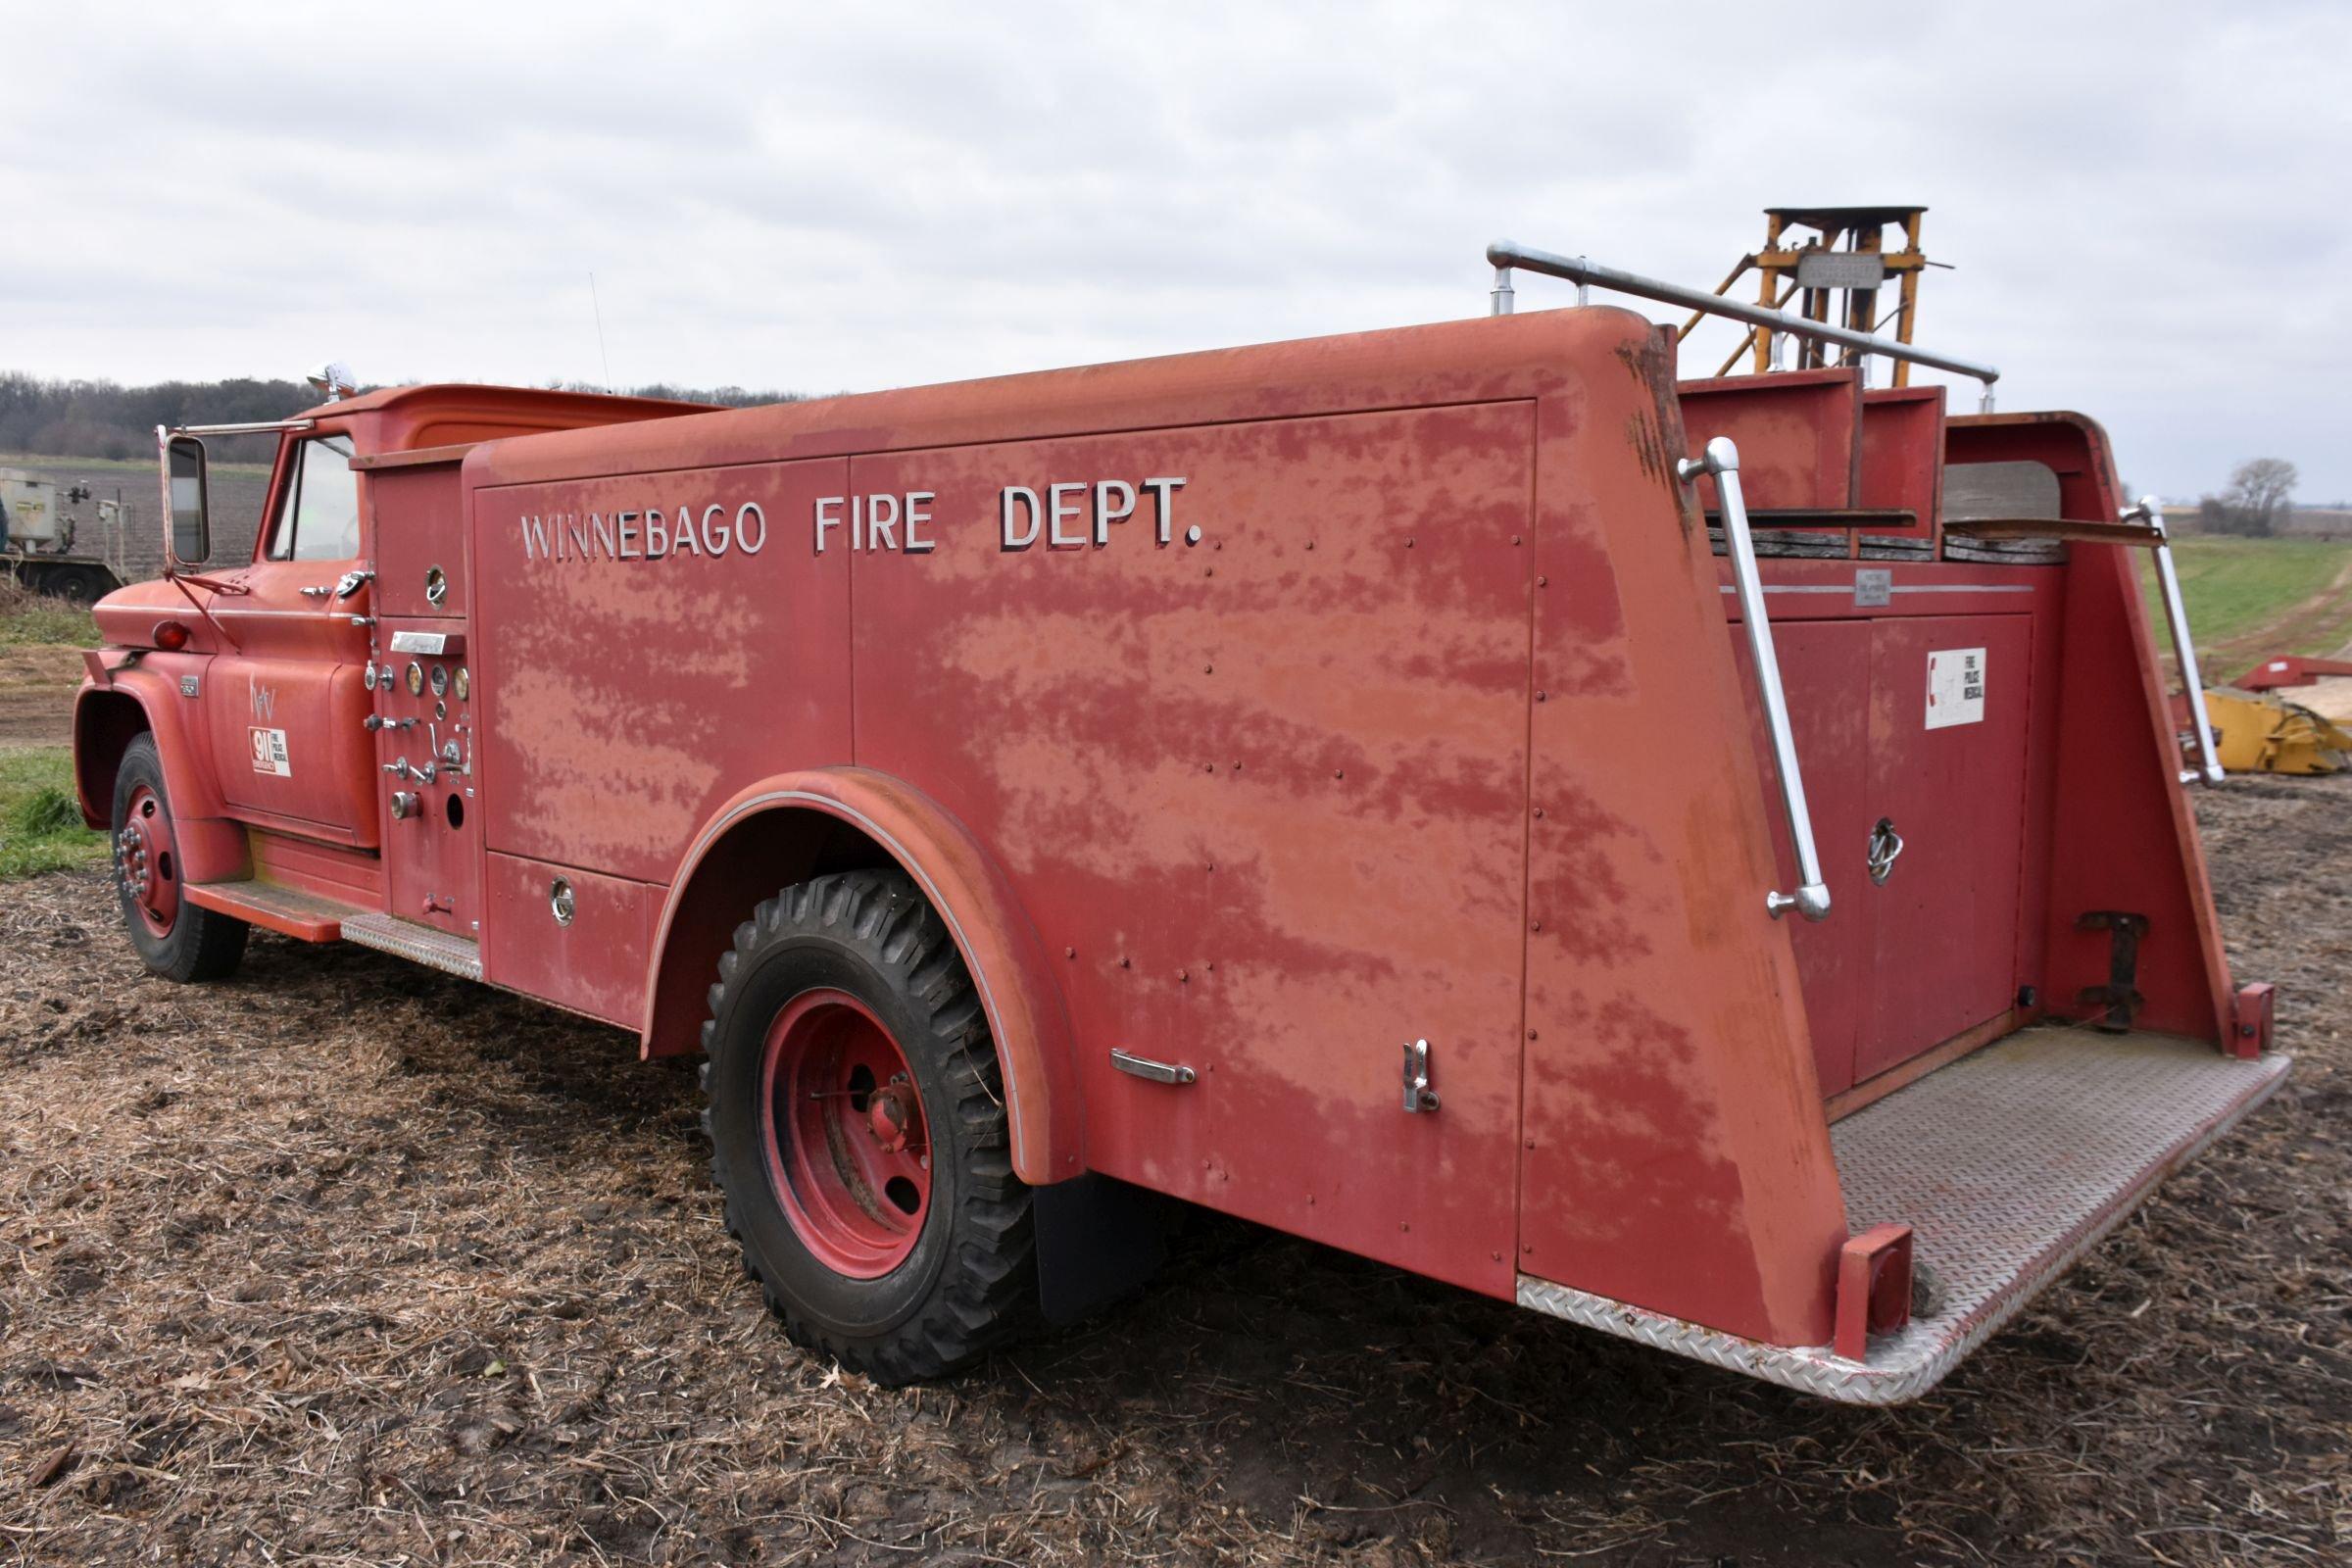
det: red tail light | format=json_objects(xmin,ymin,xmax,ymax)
[{"xmin": 152, "ymin": 619, "xmax": 192, "ymax": 651}]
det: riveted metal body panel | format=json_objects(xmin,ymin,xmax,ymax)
[
  {"xmin": 369, "ymin": 459, "xmax": 470, "ymax": 618},
  {"xmin": 847, "ymin": 404, "xmax": 1536, "ymax": 1295},
  {"xmin": 469, "ymin": 459, "xmax": 855, "ymax": 881},
  {"xmin": 1517, "ymin": 340, "xmax": 1850, "ymax": 1348},
  {"xmin": 481, "ymin": 855, "xmax": 653, "ymax": 1026}
]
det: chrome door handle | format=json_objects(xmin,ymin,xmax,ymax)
[
  {"xmin": 1681, "ymin": 436, "xmax": 1831, "ymax": 921},
  {"xmin": 299, "ymin": 584, "xmax": 334, "ymax": 598},
  {"xmin": 1867, "ymin": 817, "xmax": 1904, "ymax": 886}
]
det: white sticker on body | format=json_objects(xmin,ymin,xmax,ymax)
[
  {"xmin": 250, "ymin": 726, "xmax": 292, "ymax": 776},
  {"xmin": 1925, "ymin": 647, "xmax": 1986, "ymax": 730}
]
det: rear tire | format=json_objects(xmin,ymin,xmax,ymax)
[
  {"xmin": 46, "ymin": 565, "xmax": 112, "ymax": 605},
  {"xmin": 111, "ymin": 734, "xmax": 247, "ymax": 983},
  {"xmin": 701, "ymin": 869, "xmax": 1036, "ymax": 1383}
]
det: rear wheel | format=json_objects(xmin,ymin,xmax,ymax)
[
  {"xmin": 701, "ymin": 869, "xmax": 1035, "ymax": 1383},
  {"xmin": 45, "ymin": 565, "xmax": 113, "ymax": 605},
  {"xmin": 112, "ymin": 735, "xmax": 246, "ymax": 982}
]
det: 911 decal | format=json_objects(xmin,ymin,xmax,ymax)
[{"xmin": 250, "ymin": 726, "xmax": 292, "ymax": 776}]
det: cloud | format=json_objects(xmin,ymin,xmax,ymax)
[{"xmin": 2, "ymin": 0, "xmax": 2346, "ymax": 496}]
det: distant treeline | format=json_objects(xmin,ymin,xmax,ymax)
[{"xmin": 0, "ymin": 372, "xmax": 803, "ymax": 465}]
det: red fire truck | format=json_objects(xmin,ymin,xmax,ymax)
[{"xmin": 75, "ymin": 220, "xmax": 2284, "ymax": 1402}]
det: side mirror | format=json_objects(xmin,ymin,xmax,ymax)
[{"xmin": 165, "ymin": 434, "xmax": 211, "ymax": 568}]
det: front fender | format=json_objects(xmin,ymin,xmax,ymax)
[
  {"xmin": 646, "ymin": 766, "xmax": 1086, "ymax": 1185},
  {"xmin": 74, "ymin": 661, "xmax": 250, "ymax": 885}
]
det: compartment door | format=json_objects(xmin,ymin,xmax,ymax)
[
  {"xmin": 1735, "ymin": 617, "xmax": 1877, "ymax": 1097},
  {"xmin": 1859, "ymin": 614, "xmax": 2034, "ymax": 1080},
  {"xmin": 373, "ymin": 619, "xmax": 481, "ymax": 938}
]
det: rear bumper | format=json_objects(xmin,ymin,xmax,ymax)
[{"xmin": 1516, "ymin": 1029, "xmax": 2290, "ymax": 1404}]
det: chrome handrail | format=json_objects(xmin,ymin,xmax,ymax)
[
  {"xmin": 170, "ymin": 417, "xmax": 317, "ymax": 438},
  {"xmin": 2135, "ymin": 497, "xmax": 2226, "ymax": 785},
  {"xmin": 1680, "ymin": 437, "xmax": 1832, "ymax": 921},
  {"xmin": 1488, "ymin": 239, "xmax": 2001, "ymax": 406}
]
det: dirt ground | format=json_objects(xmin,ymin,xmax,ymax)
[
  {"xmin": 0, "ymin": 647, "xmax": 80, "ymax": 747},
  {"xmin": 0, "ymin": 780, "xmax": 2345, "ymax": 1566}
]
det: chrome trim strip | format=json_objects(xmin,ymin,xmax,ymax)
[
  {"xmin": 1718, "ymin": 583, "xmax": 2036, "ymax": 596},
  {"xmin": 201, "ymin": 605, "xmax": 361, "ymax": 618}
]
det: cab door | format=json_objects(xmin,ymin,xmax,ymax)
[{"xmin": 203, "ymin": 433, "xmax": 380, "ymax": 848}]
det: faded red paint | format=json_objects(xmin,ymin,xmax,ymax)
[{"xmin": 73, "ymin": 309, "xmax": 2252, "ymax": 1365}]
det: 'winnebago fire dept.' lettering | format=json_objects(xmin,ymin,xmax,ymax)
[
  {"xmin": 518, "ymin": 504, "xmax": 768, "ymax": 563},
  {"xmin": 517, "ymin": 476, "xmax": 1188, "ymax": 564}
]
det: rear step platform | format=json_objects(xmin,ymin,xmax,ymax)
[{"xmin": 1518, "ymin": 1029, "xmax": 2288, "ymax": 1403}]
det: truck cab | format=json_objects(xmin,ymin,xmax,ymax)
[{"xmin": 74, "ymin": 382, "xmax": 710, "ymax": 959}]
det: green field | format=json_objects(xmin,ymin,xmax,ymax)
[
  {"xmin": 2136, "ymin": 537, "xmax": 2352, "ymax": 675},
  {"xmin": 0, "ymin": 746, "xmax": 103, "ymax": 879},
  {"xmin": 0, "ymin": 597, "xmax": 97, "ymax": 647}
]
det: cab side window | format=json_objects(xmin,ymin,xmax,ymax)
[{"xmin": 268, "ymin": 436, "xmax": 362, "ymax": 562}]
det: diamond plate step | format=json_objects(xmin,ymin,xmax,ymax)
[
  {"xmin": 341, "ymin": 912, "xmax": 483, "ymax": 981},
  {"xmin": 1518, "ymin": 1028, "xmax": 2289, "ymax": 1403}
]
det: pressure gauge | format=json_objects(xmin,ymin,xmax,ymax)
[
  {"xmin": 452, "ymin": 666, "xmax": 470, "ymax": 702},
  {"xmin": 363, "ymin": 662, "xmax": 379, "ymax": 692},
  {"xmin": 429, "ymin": 663, "xmax": 450, "ymax": 698},
  {"xmin": 405, "ymin": 661, "xmax": 424, "ymax": 697}
]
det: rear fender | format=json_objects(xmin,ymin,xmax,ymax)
[{"xmin": 645, "ymin": 766, "xmax": 1085, "ymax": 1185}]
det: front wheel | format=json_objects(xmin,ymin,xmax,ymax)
[
  {"xmin": 701, "ymin": 869, "xmax": 1035, "ymax": 1383},
  {"xmin": 112, "ymin": 734, "xmax": 247, "ymax": 982}
]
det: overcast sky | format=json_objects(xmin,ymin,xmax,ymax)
[{"xmin": 4, "ymin": 1, "xmax": 2346, "ymax": 499}]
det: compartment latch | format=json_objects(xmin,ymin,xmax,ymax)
[{"xmin": 1401, "ymin": 1038, "xmax": 1440, "ymax": 1113}]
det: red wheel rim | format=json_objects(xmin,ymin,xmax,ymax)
[
  {"xmin": 115, "ymin": 784, "xmax": 180, "ymax": 937},
  {"xmin": 758, "ymin": 989, "xmax": 933, "ymax": 1278}
]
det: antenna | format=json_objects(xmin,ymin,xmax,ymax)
[{"xmin": 589, "ymin": 272, "xmax": 613, "ymax": 393}]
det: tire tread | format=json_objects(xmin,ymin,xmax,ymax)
[{"xmin": 701, "ymin": 868, "xmax": 1034, "ymax": 1383}]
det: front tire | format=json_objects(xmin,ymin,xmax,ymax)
[
  {"xmin": 111, "ymin": 734, "xmax": 247, "ymax": 982},
  {"xmin": 701, "ymin": 869, "xmax": 1035, "ymax": 1383}
]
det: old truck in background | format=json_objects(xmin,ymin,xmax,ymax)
[
  {"xmin": 1, "ymin": 466, "xmax": 127, "ymax": 602},
  {"xmin": 73, "ymin": 211, "xmax": 2286, "ymax": 1402}
]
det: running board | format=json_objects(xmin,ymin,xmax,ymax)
[
  {"xmin": 186, "ymin": 879, "xmax": 357, "ymax": 941},
  {"xmin": 341, "ymin": 912, "xmax": 484, "ymax": 982},
  {"xmin": 1516, "ymin": 1029, "xmax": 2289, "ymax": 1404}
]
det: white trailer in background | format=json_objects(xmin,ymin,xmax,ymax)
[{"xmin": 0, "ymin": 467, "xmax": 127, "ymax": 603}]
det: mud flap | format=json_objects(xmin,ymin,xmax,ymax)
[{"xmin": 1032, "ymin": 1173, "xmax": 1174, "ymax": 1327}]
